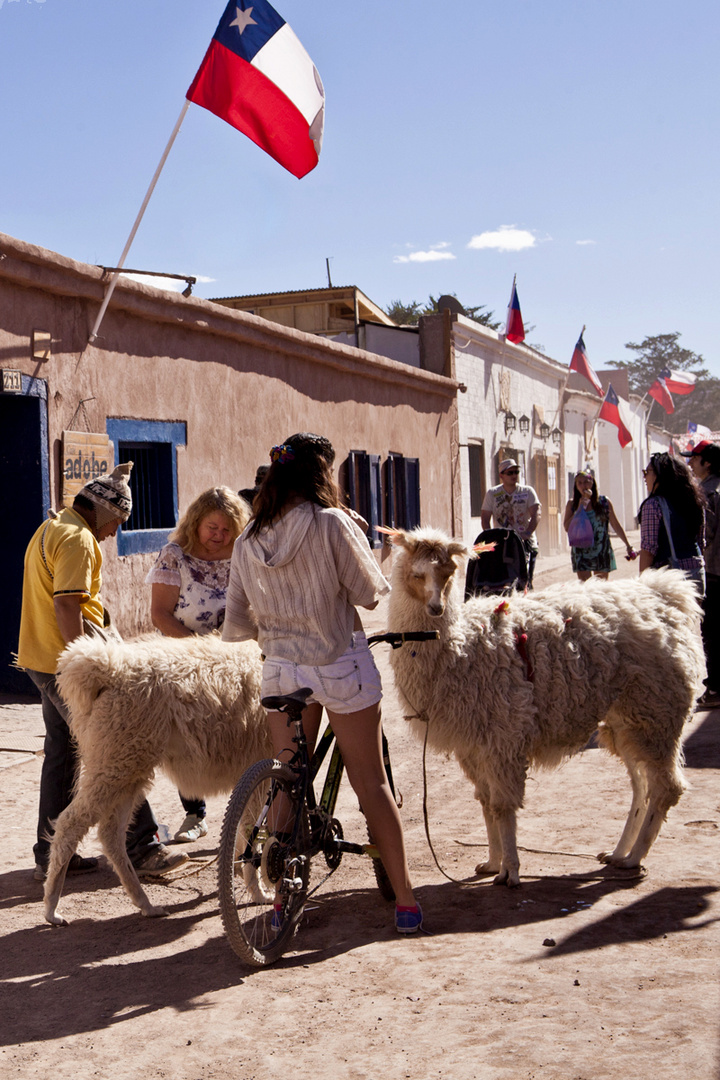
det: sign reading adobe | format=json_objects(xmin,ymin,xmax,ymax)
[{"xmin": 62, "ymin": 431, "xmax": 115, "ymax": 507}]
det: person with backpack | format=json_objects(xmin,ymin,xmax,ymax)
[{"xmin": 564, "ymin": 471, "xmax": 636, "ymax": 581}]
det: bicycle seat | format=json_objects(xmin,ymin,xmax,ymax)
[{"xmin": 261, "ymin": 687, "xmax": 314, "ymax": 712}]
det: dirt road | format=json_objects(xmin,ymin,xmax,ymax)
[{"xmin": 2, "ymin": 541, "xmax": 718, "ymax": 1080}]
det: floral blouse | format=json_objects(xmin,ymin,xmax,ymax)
[{"xmin": 145, "ymin": 542, "xmax": 231, "ymax": 634}]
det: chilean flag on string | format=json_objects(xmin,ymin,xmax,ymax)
[
  {"xmin": 598, "ymin": 383, "xmax": 633, "ymax": 447},
  {"xmin": 569, "ymin": 329, "xmax": 603, "ymax": 397},
  {"xmin": 187, "ymin": 1, "xmax": 324, "ymax": 179},
  {"xmin": 660, "ymin": 368, "xmax": 696, "ymax": 395},
  {"xmin": 504, "ymin": 280, "xmax": 525, "ymax": 344},
  {"xmin": 648, "ymin": 373, "xmax": 674, "ymax": 414}
]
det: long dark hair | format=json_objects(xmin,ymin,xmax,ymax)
[
  {"xmin": 248, "ymin": 433, "xmax": 341, "ymax": 537},
  {"xmin": 638, "ymin": 452, "xmax": 705, "ymax": 535},
  {"xmin": 570, "ymin": 472, "xmax": 599, "ymax": 514}
]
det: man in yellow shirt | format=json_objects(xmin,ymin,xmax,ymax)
[{"xmin": 18, "ymin": 463, "xmax": 188, "ymax": 881}]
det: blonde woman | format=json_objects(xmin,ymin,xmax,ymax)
[{"xmin": 146, "ymin": 487, "xmax": 250, "ymax": 841}]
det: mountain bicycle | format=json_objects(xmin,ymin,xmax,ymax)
[{"xmin": 217, "ymin": 630, "xmax": 438, "ymax": 967}]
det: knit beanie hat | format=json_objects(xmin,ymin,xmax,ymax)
[{"xmin": 78, "ymin": 461, "xmax": 133, "ymax": 528}]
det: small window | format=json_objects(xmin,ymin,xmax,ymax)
[
  {"xmin": 117, "ymin": 443, "xmax": 175, "ymax": 531},
  {"xmin": 346, "ymin": 450, "xmax": 383, "ymax": 547},
  {"xmin": 468, "ymin": 443, "xmax": 485, "ymax": 517},
  {"xmin": 385, "ymin": 453, "xmax": 420, "ymax": 531},
  {"xmin": 106, "ymin": 419, "xmax": 186, "ymax": 555}
]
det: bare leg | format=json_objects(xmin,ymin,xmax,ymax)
[
  {"xmin": 328, "ymin": 703, "xmax": 416, "ymax": 908},
  {"xmin": 265, "ymin": 703, "xmax": 324, "ymax": 834}
]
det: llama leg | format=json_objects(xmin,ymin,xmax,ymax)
[
  {"xmin": 97, "ymin": 800, "xmax": 167, "ymax": 918},
  {"xmin": 475, "ymin": 802, "xmax": 503, "ymax": 875},
  {"xmin": 491, "ymin": 808, "xmax": 521, "ymax": 887},
  {"xmin": 604, "ymin": 759, "xmax": 685, "ymax": 868},
  {"xmin": 597, "ymin": 759, "xmax": 649, "ymax": 865},
  {"xmin": 473, "ymin": 775, "xmax": 503, "ymax": 875},
  {"xmin": 44, "ymin": 795, "xmax": 99, "ymax": 926}
]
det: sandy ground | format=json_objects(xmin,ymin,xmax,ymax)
[{"xmin": 2, "ymin": 537, "xmax": 719, "ymax": 1080}]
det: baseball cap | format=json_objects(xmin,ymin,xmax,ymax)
[
  {"xmin": 499, "ymin": 458, "xmax": 519, "ymax": 473},
  {"xmin": 681, "ymin": 440, "xmax": 714, "ymax": 458}
]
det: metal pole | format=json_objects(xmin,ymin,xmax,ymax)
[{"xmin": 88, "ymin": 99, "xmax": 191, "ymax": 344}]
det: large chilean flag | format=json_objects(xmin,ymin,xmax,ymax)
[
  {"xmin": 187, "ymin": 1, "xmax": 324, "ymax": 179},
  {"xmin": 599, "ymin": 383, "xmax": 633, "ymax": 447},
  {"xmin": 504, "ymin": 280, "xmax": 525, "ymax": 344}
]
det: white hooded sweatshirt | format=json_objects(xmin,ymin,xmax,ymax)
[{"xmin": 222, "ymin": 502, "xmax": 389, "ymax": 665}]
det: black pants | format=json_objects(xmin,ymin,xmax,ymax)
[
  {"xmin": 26, "ymin": 669, "xmax": 162, "ymax": 867},
  {"xmin": 523, "ymin": 541, "xmax": 537, "ymax": 588},
  {"xmin": 702, "ymin": 575, "xmax": 720, "ymax": 692}
]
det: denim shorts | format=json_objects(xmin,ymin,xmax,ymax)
[{"xmin": 261, "ymin": 632, "xmax": 382, "ymax": 715}]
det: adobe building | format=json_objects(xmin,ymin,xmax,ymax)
[{"xmin": 0, "ymin": 234, "xmax": 458, "ymax": 692}]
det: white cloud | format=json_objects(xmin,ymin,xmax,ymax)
[
  {"xmin": 467, "ymin": 226, "xmax": 536, "ymax": 252},
  {"xmin": 576, "ymin": 239, "xmax": 596, "ymax": 246},
  {"xmin": 393, "ymin": 248, "xmax": 456, "ymax": 264}
]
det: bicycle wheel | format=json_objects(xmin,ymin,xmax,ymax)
[{"xmin": 218, "ymin": 759, "xmax": 310, "ymax": 967}]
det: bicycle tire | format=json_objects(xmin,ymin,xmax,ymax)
[
  {"xmin": 218, "ymin": 759, "xmax": 310, "ymax": 967},
  {"xmin": 366, "ymin": 825, "xmax": 396, "ymax": 903}
]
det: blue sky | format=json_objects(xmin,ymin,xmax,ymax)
[{"xmin": 1, "ymin": 0, "xmax": 718, "ymax": 378}]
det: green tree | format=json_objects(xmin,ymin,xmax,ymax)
[
  {"xmin": 385, "ymin": 299, "xmax": 423, "ymax": 325},
  {"xmin": 606, "ymin": 332, "xmax": 719, "ymax": 435},
  {"xmin": 385, "ymin": 294, "xmax": 501, "ymax": 330}
]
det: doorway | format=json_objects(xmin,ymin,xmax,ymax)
[{"xmin": 0, "ymin": 378, "xmax": 49, "ymax": 693}]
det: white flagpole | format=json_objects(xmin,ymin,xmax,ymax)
[
  {"xmin": 88, "ymin": 99, "xmax": 191, "ymax": 345},
  {"xmin": 497, "ymin": 273, "xmax": 516, "ymax": 400}
]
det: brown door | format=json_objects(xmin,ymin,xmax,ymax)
[{"xmin": 533, "ymin": 453, "xmax": 560, "ymax": 554}]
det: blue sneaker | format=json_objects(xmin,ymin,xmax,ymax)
[
  {"xmin": 395, "ymin": 904, "xmax": 423, "ymax": 934},
  {"xmin": 271, "ymin": 904, "xmax": 284, "ymax": 933}
]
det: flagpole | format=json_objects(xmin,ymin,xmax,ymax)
[
  {"xmin": 631, "ymin": 391, "xmax": 649, "ymax": 418},
  {"xmin": 497, "ymin": 273, "xmax": 515, "ymax": 405},
  {"xmin": 586, "ymin": 394, "xmax": 605, "ymax": 459},
  {"xmin": 550, "ymin": 323, "xmax": 584, "ymax": 431},
  {"xmin": 88, "ymin": 99, "xmax": 191, "ymax": 345}
]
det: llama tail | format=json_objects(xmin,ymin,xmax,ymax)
[
  {"xmin": 642, "ymin": 567, "xmax": 702, "ymax": 621},
  {"xmin": 55, "ymin": 636, "xmax": 124, "ymax": 721}
]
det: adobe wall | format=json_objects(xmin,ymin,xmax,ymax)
[{"xmin": 0, "ymin": 233, "xmax": 458, "ymax": 638}]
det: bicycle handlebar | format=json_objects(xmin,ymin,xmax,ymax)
[{"xmin": 367, "ymin": 631, "xmax": 439, "ymax": 648}]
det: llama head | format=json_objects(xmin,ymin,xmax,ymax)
[{"xmin": 381, "ymin": 526, "xmax": 468, "ymax": 617}]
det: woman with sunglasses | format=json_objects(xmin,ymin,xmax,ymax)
[
  {"xmin": 563, "ymin": 471, "xmax": 636, "ymax": 581},
  {"xmin": 638, "ymin": 453, "xmax": 705, "ymax": 592}
]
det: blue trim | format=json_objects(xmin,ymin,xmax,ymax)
[
  {"xmin": 106, "ymin": 419, "xmax": 186, "ymax": 556},
  {"xmin": 22, "ymin": 375, "xmax": 50, "ymax": 518}
]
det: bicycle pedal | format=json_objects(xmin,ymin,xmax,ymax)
[{"xmin": 363, "ymin": 844, "xmax": 381, "ymax": 859}]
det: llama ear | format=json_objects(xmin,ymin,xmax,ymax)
[
  {"xmin": 447, "ymin": 541, "xmax": 470, "ymax": 559},
  {"xmin": 376, "ymin": 525, "xmax": 409, "ymax": 548}
]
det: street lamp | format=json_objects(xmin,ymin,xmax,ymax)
[
  {"xmin": 518, "ymin": 414, "xmax": 531, "ymax": 435},
  {"xmin": 551, "ymin": 427, "xmax": 562, "ymax": 447},
  {"xmin": 504, "ymin": 411, "xmax": 517, "ymax": 436},
  {"xmin": 539, "ymin": 421, "xmax": 550, "ymax": 441}
]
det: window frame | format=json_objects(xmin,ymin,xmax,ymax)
[{"xmin": 106, "ymin": 418, "xmax": 186, "ymax": 555}]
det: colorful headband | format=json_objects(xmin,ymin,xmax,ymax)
[{"xmin": 270, "ymin": 443, "xmax": 295, "ymax": 464}]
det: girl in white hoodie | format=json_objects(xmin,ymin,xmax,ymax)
[{"xmin": 223, "ymin": 433, "xmax": 421, "ymax": 934}]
